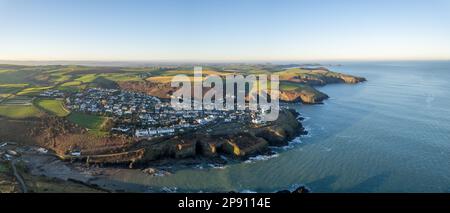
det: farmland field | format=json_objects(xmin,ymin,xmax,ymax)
[
  {"xmin": 74, "ymin": 74, "xmax": 98, "ymax": 83},
  {"xmin": 99, "ymin": 73, "xmax": 141, "ymax": 82},
  {"xmin": 60, "ymin": 81, "xmax": 82, "ymax": 87},
  {"xmin": 17, "ymin": 86, "xmax": 53, "ymax": 96},
  {"xmin": 0, "ymin": 84, "xmax": 28, "ymax": 96},
  {"xmin": 0, "ymin": 105, "xmax": 42, "ymax": 119},
  {"xmin": 280, "ymin": 81, "xmax": 304, "ymax": 91},
  {"xmin": 67, "ymin": 112, "xmax": 109, "ymax": 135},
  {"xmin": 35, "ymin": 99, "xmax": 70, "ymax": 117},
  {"xmin": 2, "ymin": 96, "xmax": 34, "ymax": 105}
]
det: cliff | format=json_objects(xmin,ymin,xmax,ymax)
[
  {"xmin": 277, "ymin": 68, "xmax": 366, "ymax": 104},
  {"xmin": 253, "ymin": 109, "xmax": 306, "ymax": 146},
  {"xmin": 132, "ymin": 109, "xmax": 305, "ymax": 162},
  {"xmin": 279, "ymin": 86, "xmax": 329, "ymax": 104}
]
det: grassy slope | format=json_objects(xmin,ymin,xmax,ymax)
[
  {"xmin": 67, "ymin": 112, "xmax": 108, "ymax": 136},
  {"xmin": 35, "ymin": 99, "xmax": 70, "ymax": 117}
]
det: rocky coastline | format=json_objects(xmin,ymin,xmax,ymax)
[{"xmin": 130, "ymin": 108, "xmax": 307, "ymax": 164}]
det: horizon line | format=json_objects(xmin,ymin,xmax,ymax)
[{"xmin": 1, "ymin": 58, "xmax": 449, "ymax": 66}]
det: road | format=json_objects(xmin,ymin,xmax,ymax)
[{"xmin": 10, "ymin": 160, "xmax": 28, "ymax": 193}]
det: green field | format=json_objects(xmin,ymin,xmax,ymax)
[
  {"xmin": 67, "ymin": 112, "xmax": 109, "ymax": 135},
  {"xmin": 280, "ymin": 81, "xmax": 304, "ymax": 91},
  {"xmin": 0, "ymin": 87, "xmax": 20, "ymax": 94},
  {"xmin": 0, "ymin": 83, "xmax": 29, "ymax": 88},
  {"xmin": 50, "ymin": 73, "xmax": 72, "ymax": 83},
  {"xmin": 74, "ymin": 74, "xmax": 98, "ymax": 83},
  {"xmin": 35, "ymin": 99, "xmax": 70, "ymax": 117},
  {"xmin": 0, "ymin": 69, "xmax": 32, "ymax": 84},
  {"xmin": 56, "ymin": 85, "xmax": 84, "ymax": 93},
  {"xmin": 0, "ymin": 105, "xmax": 42, "ymax": 119},
  {"xmin": 17, "ymin": 86, "xmax": 53, "ymax": 96},
  {"xmin": 60, "ymin": 81, "xmax": 82, "ymax": 87},
  {"xmin": 0, "ymin": 84, "xmax": 29, "ymax": 95},
  {"xmin": 1, "ymin": 96, "xmax": 34, "ymax": 105},
  {"xmin": 99, "ymin": 73, "xmax": 141, "ymax": 82}
]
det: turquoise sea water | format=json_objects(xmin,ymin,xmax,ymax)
[{"xmin": 109, "ymin": 61, "xmax": 450, "ymax": 192}]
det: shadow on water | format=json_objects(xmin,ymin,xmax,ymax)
[
  {"xmin": 306, "ymin": 175, "xmax": 339, "ymax": 192},
  {"xmin": 305, "ymin": 172, "xmax": 391, "ymax": 193},
  {"xmin": 344, "ymin": 172, "xmax": 391, "ymax": 192}
]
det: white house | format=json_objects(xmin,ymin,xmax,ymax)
[{"xmin": 135, "ymin": 129, "xmax": 149, "ymax": 137}]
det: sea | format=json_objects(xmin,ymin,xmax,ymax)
[{"xmin": 101, "ymin": 61, "xmax": 450, "ymax": 192}]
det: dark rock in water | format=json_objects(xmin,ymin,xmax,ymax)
[
  {"xmin": 276, "ymin": 185, "xmax": 311, "ymax": 193},
  {"xmin": 292, "ymin": 186, "xmax": 310, "ymax": 193}
]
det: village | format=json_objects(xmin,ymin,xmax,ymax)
[{"xmin": 64, "ymin": 88, "xmax": 267, "ymax": 139}]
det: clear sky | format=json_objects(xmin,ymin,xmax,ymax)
[{"xmin": 1, "ymin": 0, "xmax": 449, "ymax": 62}]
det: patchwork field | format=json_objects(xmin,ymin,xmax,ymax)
[{"xmin": 0, "ymin": 84, "xmax": 29, "ymax": 100}]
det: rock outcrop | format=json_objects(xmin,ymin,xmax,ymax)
[
  {"xmin": 253, "ymin": 109, "xmax": 306, "ymax": 146},
  {"xmin": 276, "ymin": 186, "xmax": 311, "ymax": 193}
]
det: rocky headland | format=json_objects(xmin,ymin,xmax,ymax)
[
  {"xmin": 131, "ymin": 108, "xmax": 306, "ymax": 163},
  {"xmin": 119, "ymin": 67, "xmax": 366, "ymax": 105}
]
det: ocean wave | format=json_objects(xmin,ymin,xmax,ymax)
[
  {"xmin": 281, "ymin": 137, "xmax": 303, "ymax": 150},
  {"xmin": 194, "ymin": 165, "xmax": 204, "ymax": 170},
  {"xmin": 194, "ymin": 163, "xmax": 228, "ymax": 170},
  {"xmin": 281, "ymin": 183, "xmax": 312, "ymax": 193},
  {"xmin": 161, "ymin": 186, "xmax": 178, "ymax": 193},
  {"xmin": 301, "ymin": 116, "xmax": 311, "ymax": 122},
  {"xmin": 208, "ymin": 164, "xmax": 228, "ymax": 169},
  {"xmin": 269, "ymin": 136, "xmax": 304, "ymax": 151},
  {"xmin": 244, "ymin": 153, "xmax": 280, "ymax": 164},
  {"xmin": 303, "ymin": 126, "xmax": 313, "ymax": 138}
]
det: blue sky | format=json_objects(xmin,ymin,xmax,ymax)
[{"xmin": 1, "ymin": 0, "xmax": 449, "ymax": 61}]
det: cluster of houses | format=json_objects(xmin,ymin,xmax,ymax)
[
  {"xmin": 65, "ymin": 88, "xmax": 270, "ymax": 139},
  {"xmin": 39, "ymin": 89, "xmax": 65, "ymax": 98},
  {"xmin": 65, "ymin": 88, "xmax": 161, "ymax": 116}
]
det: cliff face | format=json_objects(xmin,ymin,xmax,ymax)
[
  {"xmin": 134, "ymin": 109, "xmax": 304, "ymax": 162},
  {"xmin": 339, "ymin": 75, "xmax": 366, "ymax": 84},
  {"xmin": 279, "ymin": 88, "xmax": 329, "ymax": 104},
  {"xmin": 253, "ymin": 109, "xmax": 306, "ymax": 146}
]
